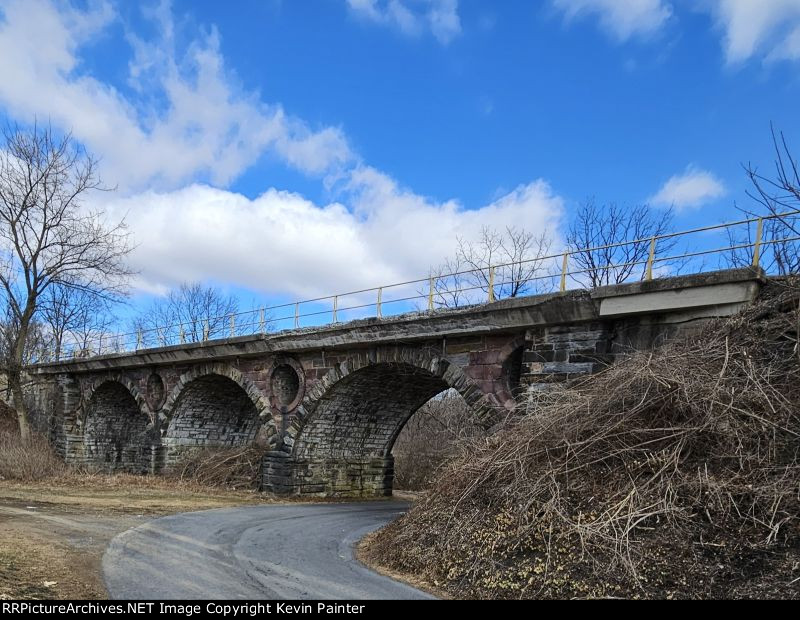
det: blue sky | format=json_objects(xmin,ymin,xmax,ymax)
[{"xmin": 0, "ymin": 0, "xmax": 799, "ymax": 324}]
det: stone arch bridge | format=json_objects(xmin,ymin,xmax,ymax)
[{"xmin": 26, "ymin": 269, "xmax": 762, "ymax": 497}]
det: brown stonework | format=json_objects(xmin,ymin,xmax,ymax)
[{"xmin": 22, "ymin": 269, "xmax": 765, "ymax": 497}]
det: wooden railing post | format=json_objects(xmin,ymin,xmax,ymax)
[
  {"xmin": 752, "ymin": 217, "xmax": 764, "ymax": 267},
  {"xmin": 645, "ymin": 236, "xmax": 657, "ymax": 281}
]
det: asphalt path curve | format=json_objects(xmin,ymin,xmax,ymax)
[{"xmin": 102, "ymin": 501, "xmax": 433, "ymax": 600}]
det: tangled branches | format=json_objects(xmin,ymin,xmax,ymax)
[
  {"xmin": 165, "ymin": 445, "xmax": 265, "ymax": 490},
  {"xmin": 368, "ymin": 280, "xmax": 800, "ymax": 598}
]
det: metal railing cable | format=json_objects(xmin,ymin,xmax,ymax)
[{"xmin": 46, "ymin": 209, "xmax": 799, "ymax": 361}]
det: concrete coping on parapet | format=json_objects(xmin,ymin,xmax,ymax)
[
  {"xmin": 586, "ymin": 266, "xmax": 766, "ymax": 300},
  {"xmin": 29, "ymin": 267, "xmax": 766, "ymax": 374}
]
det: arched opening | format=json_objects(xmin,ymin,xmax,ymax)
[
  {"xmin": 294, "ymin": 364, "xmax": 452, "ymax": 461},
  {"xmin": 392, "ymin": 388, "xmax": 481, "ymax": 491},
  {"xmin": 84, "ymin": 381, "xmax": 150, "ymax": 473},
  {"xmin": 282, "ymin": 360, "xmax": 483, "ymax": 497},
  {"xmin": 164, "ymin": 374, "xmax": 261, "ymax": 462}
]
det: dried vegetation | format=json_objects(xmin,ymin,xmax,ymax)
[{"xmin": 366, "ymin": 279, "xmax": 800, "ymax": 599}]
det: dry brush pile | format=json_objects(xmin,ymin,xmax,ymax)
[
  {"xmin": 165, "ymin": 444, "xmax": 266, "ymax": 490},
  {"xmin": 367, "ymin": 279, "xmax": 800, "ymax": 599}
]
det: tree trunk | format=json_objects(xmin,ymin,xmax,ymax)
[
  {"xmin": 7, "ymin": 366, "xmax": 30, "ymax": 442},
  {"xmin": 10, "ymin": 303, "xmax": 35, "ymax": 441}
]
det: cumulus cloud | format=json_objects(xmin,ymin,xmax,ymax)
[
  {"xmin": 0, "ymin": 0, "xmax": 563, "ymax": 305},
  {"xmin": 0, "ymin": 0, "xmax": 353, "ymax": 191},
  {"xmin": 346, "ymin": 0, "xmax": 461, "ymax": 44},
  {"xmin": 704, "ymin": 0, "xmax": 800, "ymax": 63},
  {"xmin": 551, "ymin": 0, "xmax": 800, "ymax": 63},
  {"xmin": 99, "ymin": 177, "xmax": 563, "ymax": 300},
  {"xmin": 648, "ymin": 166, "xmax": 726, "ymax": 211},
  {"xmin": 551, "ymin": 0, "xmax": 672, "ymax": 41}
]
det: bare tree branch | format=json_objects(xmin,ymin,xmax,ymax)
[
  {"xmin": 133, "ymin": 282, "xmax": 241, "ymax": 346},
  {"xmin": 566, "ymin": 200, "xmax": 676, "ymax": 287},
  {"xmin": 727, "ymin": 125, "xmax": 800, "ymax": 275},
  {"xmin": 423, "ymin": 226, "xmax": 553, "ymax": 308}
]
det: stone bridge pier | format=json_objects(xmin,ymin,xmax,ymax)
[{"xmin": 26, "ymin": 269, "xmax": 764, "ymax": 497}]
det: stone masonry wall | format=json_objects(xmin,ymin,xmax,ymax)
[
  {"xmin": 84, "ymin": 381, "xmax": 152, "ymax": 473},
  {"xmin": 521, "ymin": 321, "xmax": 614, "ymax": 391},
  {"xmin": 163, "ymin": 374, "xmax": 262, "ymax": 466},
  {"xmin": 34, "ymin": 335, "xmax": 522, "ymax": 489},
  {"xmin": 262, "ymin": 452, "xmax": 393, "ymax": 497}
]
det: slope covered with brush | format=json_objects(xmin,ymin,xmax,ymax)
[{"xmin": 365, "ymin": 280, "xmax": 800, "ymax": 599}]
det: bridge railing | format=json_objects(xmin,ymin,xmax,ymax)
[{"xmin": 45, "ymin": 209, "xmax": 800, "ymax": 361}]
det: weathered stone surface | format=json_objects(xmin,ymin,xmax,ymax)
[{"xmin": 21, "ymin": 269, "xmax": 765, "ymax": 497}]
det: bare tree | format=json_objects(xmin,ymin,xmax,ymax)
[
  {"xmin": 428, "ymin": 257, "xmax": 471, "ymax": 309},
  {"xmin": 0, "ymin": 123, "xmax": 132, "ymax": 440},
  {"xmin": 0, "ymin": 311, "xmax": 52, "ymax": 411},
  {"xmin": 727, "ymin": 126, "xmax": 800, "ymax": 274},
  {"xmin": 566, "ymin": 200, "xmax": 676, "ymax": 287},
  {"xmin": 39, "ymin": 284, "xmax": 115, "ymax": 359},
  {"xmin": 134, "ymin": 281, "xmax": 240, "ymax": 346},
  {"xmin": 425, "ymin": 226, "xmax": 553, "ymax": 308},
  {"xmin": 0, "ymin": 312, "xmax": 51, "ymax": 367}
]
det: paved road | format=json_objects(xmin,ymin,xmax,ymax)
[{"xmin": 103, "ymin": 502, "xmax": 433, "ymax": 600}]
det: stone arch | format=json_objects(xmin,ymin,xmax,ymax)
[
  {"xmin": 162, "ymin": 364, "xmax": 275, "ymax": 464},
  {"xmin": 82, "ymin": 379, "xmax": 152, "ymax": 473},
  {"xmin": 265, "ymin": 347, "xmax": 501, "ymax": 497},
  {"xmin": 161, "ymin": 363, "xmax": 271, "ymax": 424},
  {"xmin": 81, "ymin": 375, "xmax": 150, "ymax": 427}
]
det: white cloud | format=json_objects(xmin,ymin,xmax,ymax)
[
  {"xmin": 648, "ymin": 166, "xmax": 726, "ymax": 210},
  {"xmin": 552, "ymin": 0, "xmax": 672, "ymax": 41},
  {"xmin": 0, "ymin": 0, "xmax": 563, "ymax": 304},
  {"xmin": 346, "ymin": 0, "xmax": 461, "ymax": 44},
  {"xmin": 100, "ymin": 177, "xmax": 563, "ymax": 300},
  {"xmin": 0, "ymin": 0, "xmax": 353, "ymax": 191},
  {"xmin": 704, "ymin": 0, "xmax": 800, "ymax": 63}
]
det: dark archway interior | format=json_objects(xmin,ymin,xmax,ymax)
[
  {"xmin": 166, "ymin": 375, "xmax": 260, "ymax": 447},
  {"xmin": 504, "ymin": 345, "xmax": 525, "ymax": 396},
  {"xmin": 293, "ymin": 363, "xmax": 454, "ymax": 462},
  {"xmin": 84, "ymin": 382, "xmax": 149, "ymax": 473},
  {"xmin": 391, "ymin": 388, "xmax": 478, "ymax": 490}
]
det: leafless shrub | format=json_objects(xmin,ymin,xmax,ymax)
[
  {"xmin": 393, "ymin": 390, "xmax": 483, "ymax": 490},
  {"xmin": 0, "ymin": 423, "xmax": 65, "ymax": 481},
  {"xmin": 165, "ymin": 445, "xmax": 266, "ymax": 490},
  {"xmin": 368, "ymin": 280, "xmax": 800, "ymax": 598}
]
